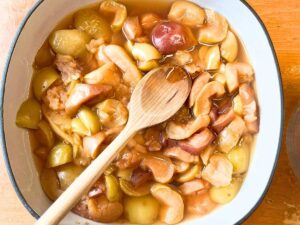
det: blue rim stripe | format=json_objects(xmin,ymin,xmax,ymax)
[{"xmin": 0, "ymin": 0, "xmax": 284, "ymax": 224}]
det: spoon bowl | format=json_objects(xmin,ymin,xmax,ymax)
[{"xmin": 129, "ymin": 65, "xmax": 191, "ymax": 129}]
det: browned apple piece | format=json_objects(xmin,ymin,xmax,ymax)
[
  {"xmin": 218, "ymin": 63, "xmax": 226, "ymax": 74},
  {"xmin": 193, "ymin": 81, "xmax": 225, "ymax": 116},
  {"xmin": 213, "ymin": 72, "xmax": 226, "ymax": 86},
  {"xmin": 185, "ymin": 191, "xmax": 217, "ymax": 216},
  {"xmin": 116, "ymin": 149, "xmax": 142, "ymax": 169},
  {"xmin": 217, "ymin": 116, "xmax": 246, "ymax": 153},
  {"xmin": 179, "ymin": 179, "xmax": 209, "ymax": 195},
  {"xmin": 202, "ymin": 154, "xmax": 233, "ymax": 187},
  {"xmin": 83, "ymin": 62, "xmax": 121, "ymax": 86},
  {"xmin": 189, "ymin": 72, "xmax": 210, "ymax": 107},
  {"xmin": 88, "ymin": 195, "xmax": 123, "ymax": 222},
  {"xmin": 172, "ymin": 160, "xmax": 190, "ymax": 173},
  {"xmin": 96, "ymin": 44, "xmax": 111, "ymax": 66},
  {"xmin": 151, "ymin": 184, "xmax": 184, "ymax": 224},
  {"xmin": 224, "ymin": 63, "xmax": 239, "ymax": 93},
  {"xmin": 225, "ymin": 62, "xmax": 254, "ymax": 93},
  {"xmin": 233, "ymin": 95, "xmax": 244, "ymax": 116},
  {"xmin": 212, "ymin": 108, "xmax": 236, "ymax": 133},
  {"xmin": 198, "ymin": 9, "xmax": 228, "ymax": 44},
  {"xmin": 83, "ymin": 132, "xmax": 106, "ymax": 159},
  {"xmin": 141, "ymin": 153, "xmax": 175, "ymax": 183},
  {"xmin": 166, "ymin": 115, "xmax": 210, "ymax": 140},
  {"xmin": 200, "ymin": 145, "xmax": 215, "ymax": 165},
  {"xmin": 65, "ymin": 83, "xmax": 112, "ymax": 115},
  {"xmin": 179, "ymin": 128, "xmax": 215, "ymax": 155},
  {"xmin": 164, "ymin": 146, "xmax": 199, "ymax": 163},
  {"xmin": 132, "ymin": 43, "xmax": 161, "ymax": 62},
  {"xmin": 176, "ymin": 163, "xmax": 202, "ymax": 183},
  {"xmin": 235, "ymin": 63, "xmax": 254, "ymax": 83},
  {"xmin": 104, "ymin": 44, "xmax": 142, "ymax": 88},
  {"xmin": 42, "ymin": 105, "xmax": 73, "ymax": 144},
  {"xmin": 239, "ymin": 83, "xmax": 259, "ymax": 134},
  {"xmin": 168, "ymin": 1, "xmax": 205, "ymax": 27},
  {"xmin": 122, "ymin": 16, "xmax": 142, "ymax": 41},
  {"xmin": 220, "ymin": 31, "xmax": 238, "ymax": 62},
  {"xmin": 198, "ymin": 45, "xmax": 221, "ymax": 71},
  {"xmin": 172, "ymin": 50, "xmax": 193, "ymax": 66}
]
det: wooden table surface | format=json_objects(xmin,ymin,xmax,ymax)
[{"xmin": 0, "ymin": 0, "xmax": 299, "ymax": 224}]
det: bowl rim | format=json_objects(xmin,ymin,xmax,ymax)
[{"xmin": 0, "ymin": 0, "xmax": 284, "ymax": 224}]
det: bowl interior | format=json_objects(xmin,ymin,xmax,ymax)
[{"xmin": 1, "ymin": 0, "xmax": 283, "ymax": 224}]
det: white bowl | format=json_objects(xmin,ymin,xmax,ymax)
[{"xmin": 0, "ymin": 0, "xmax": 283, "ymax": 224}]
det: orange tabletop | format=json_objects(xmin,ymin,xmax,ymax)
[{"xmin": 0, "ymin": 0, "xmax": 299, "ymax": 225}]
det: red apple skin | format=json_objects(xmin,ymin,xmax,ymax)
[{"xmin": 151, "ymin": 21, "xmax": 196, "ymax": 55}]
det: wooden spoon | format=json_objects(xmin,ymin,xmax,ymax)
[{"xmin": 35, "ymin": 65, "xmax": 191, "ymax": 225}]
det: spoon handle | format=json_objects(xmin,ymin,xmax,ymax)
[{"xmin": 35, "ymin": 125, "xmax": 136, "ymax": 225}]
